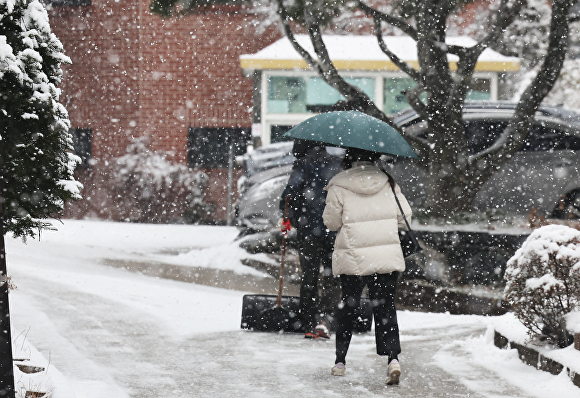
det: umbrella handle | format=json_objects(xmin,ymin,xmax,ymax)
[{"xmin": 277, "ymin": 195, "xmax": 290, "ymax": 308}]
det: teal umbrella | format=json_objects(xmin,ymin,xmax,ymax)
[{"xmin": 283, "ymin": 111, "xmax": 418, "ymax": 159}]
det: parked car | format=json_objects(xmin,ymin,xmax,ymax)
[
  {"xmin": 235, "ymin": 102, "xmax": 580, "ymax": 231},
  {"xmin": 235, "ymin": 164, "xmax": 293, "ymax": 231},
  {"xmin": 388, "ymin": 101, "xmax": 580, "ymax": 218},
  {"xmin": 234, "ymin": 142, "xmax": 293, "ymax": 231},
  {"xmin": 235, "ymin": 141, "xmax": 294, "ymax": 195},
  {"xmin": 235, "ymin": 143, "xmax": 345, "ymax": 231}
]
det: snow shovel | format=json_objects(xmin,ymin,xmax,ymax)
[
  {"xmin": 241, "ymin": 196, "xmax": 373, "ymax": 333},
  {"xmin": 241, "ymin": 195, "xmax": 299, "ymax": 332}
]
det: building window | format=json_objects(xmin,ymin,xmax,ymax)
[
  {"xmin": 70, "ymin": 128, "xmax": 92, "ymax": 168},
  {"xmin": 383, "ymin": 78, "xmax": 421, "ymax": 115},
  {"xmin": 188, "ymin": 127, "xmax": 250, "ymax": 168},
  {"xmin": 465, "ymin": 77, "xmax": 492, "ymax": 101},
  {"xmin": 44, "ymin": 0, "xmax": 91, "ymax": 6},
  {"xmin": 267, "ymin": 76, "xmax": 375, "ymax": 114},
  {"xmin": 383, "ymin": 77, "xmax": 491, "ymax": 115}
]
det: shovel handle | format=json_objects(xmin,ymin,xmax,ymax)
[{"xmin": 277, "ymin": 195, "xmax": 290, "ymax": 308}]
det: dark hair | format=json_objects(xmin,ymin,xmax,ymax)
[
  {"xmin": 342, "ymin": 148, "xmax": 381, "ymax": 169},
  {"xmin": 332, "ymin": 100, "xmax": 365, "ymax": 112},
  {"xmin": 292, "ymin": 139, "xmax": 325, "ymax": 158}
]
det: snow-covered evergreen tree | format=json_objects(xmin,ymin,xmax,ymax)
[
  {"xmin": 495, "ymin": 0, "xmax": 552, "ymax": 70},
  {"xmin": 0, "ymin": 0, "xmax": 81, "ymax": 239},
  {"xmin": 545, "ymin": 59, "xmax": 580, "ymax": 109}
]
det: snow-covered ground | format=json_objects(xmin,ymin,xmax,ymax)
[{"xmin": 5, "ymin": 219, "xmax": 580, "ymax": 397}]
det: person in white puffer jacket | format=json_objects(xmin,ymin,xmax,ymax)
[{"xmin": 322, "ymin": 147, "xmax": 412, "ymax": 386}]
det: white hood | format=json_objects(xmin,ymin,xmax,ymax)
[{"xmin": 326, "ymin": 161, "xmax": 388, "ymax": 195}]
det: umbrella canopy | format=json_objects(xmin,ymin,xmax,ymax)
[{"xmin": 283, "ymin": 111, "xmax": 418, "ymax": 159}]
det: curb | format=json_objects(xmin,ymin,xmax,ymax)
[
  {"xmin": 494, "ymin": 330, "xmax": 580, "ymax": 388},
  {"xmin": 397, "ymin": 280, "xmax": 507, "ymax": 316}
]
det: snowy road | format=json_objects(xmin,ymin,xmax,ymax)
[{"xmin": 6, "ymin": 220, "xmax": 579, "ymax": 397}]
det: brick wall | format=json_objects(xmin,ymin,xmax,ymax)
[
  {"xmin": 50, "ymin": 0, "xmax": 281, "ymax": 223},
  {"xmin": 49, "ymin": 1, "xmax": 141, "ymax": 160}
]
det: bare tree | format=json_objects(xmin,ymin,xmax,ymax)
[{"xmin": 151, "ymin": 0, "xmax": 579, "ymax": 217}]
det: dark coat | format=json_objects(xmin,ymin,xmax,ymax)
[{"xmin": 280, "ymin": 147, "xmax": 342, "ymax": 238}]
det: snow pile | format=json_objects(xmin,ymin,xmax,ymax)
[
  {"xmin": 565, "ymin": 311, "xmax": 580, "ymax": 334},
  {"xmin": 12, "ymin": 328, "xmax": 73, "ymax": 398},
  {"xmin": 504, "ymin": 225, "xmax": 580, "ymax": 346}
]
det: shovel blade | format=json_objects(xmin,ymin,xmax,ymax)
[
  {"xmin": 241, "ymin": 294, "xmax": 302, "ymax": 333},
  {"xmin": 240, "ymin": 294, "xmax": 373, "ymax": 334},
  {"xmin": 255, "ymin": 306, "xmax": 291, "ymax": 332}
]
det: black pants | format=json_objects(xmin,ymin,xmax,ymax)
[
  {"xmin": 335, "ymin": 272, "xmax": 400, "ymax": 364},
  {"xmin": 298, "ymin": 233, "xmax": 341, "ymax": 332}
]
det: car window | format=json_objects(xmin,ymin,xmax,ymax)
[
  {"xmin": 519, "ymin": 125, "xmax": 580, "ymax": 152},
  {"xmin": 405, "ymin": 117, "xmax": 580, "ymax": 154},
  {"xmin": 464, "ymin": 121, "xmax": 508, "ymax": 154}
]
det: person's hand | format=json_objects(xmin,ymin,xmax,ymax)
[{"xmin": 280, "ymin": 218, "xmax": 292, "ymax": 233}]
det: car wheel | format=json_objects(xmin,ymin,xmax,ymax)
[{"xmin": 552, "ymin": 189, "xmax": 580, "ymax": 219}]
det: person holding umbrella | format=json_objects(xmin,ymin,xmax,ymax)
[
  {"xmin": 321, "ymin": 147, "xmax": 411, "ymax": 385},
  {"xmin": 279, "ymin": 139, "xmax": 343, "ymax": 339},
  {"xmin": 282, "ymin": 110, "xmax": 417, "ymax": 382}
]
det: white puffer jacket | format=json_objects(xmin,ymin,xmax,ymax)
[{"xmin": 322, "ymin": 161, "xmax": 412, "ymax": 276}]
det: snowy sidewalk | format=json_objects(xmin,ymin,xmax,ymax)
[{"xmin": 6, "ymin": 220, "xmax": 580, "ymax": 397}]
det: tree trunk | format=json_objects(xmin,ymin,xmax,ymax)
[
  {"xmin": 0, "ymin": 231, "xmax": 14, "ymax": 398},
  {"xmin": 0, "ymin": 141, "xmax": 15, "ymax": 398},
  {"xmin": 422, "ymin": 106, "xmax": 474, "ymax": 216}
]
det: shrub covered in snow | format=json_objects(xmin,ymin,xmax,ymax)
[
  {"xmin": 504, "ymin": 225, "xmax": 580, "ymax": 347},
  {"xmin": 110, "ymin": 138, "xmax": 211, "ymax": 224}
]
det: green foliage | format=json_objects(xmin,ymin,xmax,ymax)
[
  {"xmin": 150, "ymin": 0, "xmax": 347, "ymax": 25},
  {"xmin": 150, "ymin": 0, "xmax": 176, "ymax": 16},
  {"xmin": 150, "ymin": 0, "xmax": 251, "ymax": 17},
  {"xmin": 0, "ymin": 0, "xmax": 81, "ymax": 239},
  {"xmin": 281, "ymin": 0, "xmax": 351, "ymax": 26},
  {"xmin": 389, "ymin": 0, "xmax": 475, "ymax": 20}
]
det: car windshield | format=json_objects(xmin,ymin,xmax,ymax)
[
  {"xmin": 464, "ymin": 121, "xmax": 508, "ymax": 154},
  {"xmin": 242, "ymin": 142, "xmax": 294, "ymax": 176}
]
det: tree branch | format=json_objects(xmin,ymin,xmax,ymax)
[
  {"xmin": 300, "ymin": 1, "xmax": 406, "ymax": 131},
  {"xmin": 304, "ymin": 5, "xmax": 336, "ymax": 77},
  {"xmin": 450, "ymin": 46, "xmax": 483, "ymax": 107},
  {"xmin": 357, "ymin": 1, "xmax": 418, "ymax": 40},
  {"xmin": 477, "ymin": 0, "xmax": 527, "ymax": 50},
  {"xmin": 373, "ymin": 18, "xmax": 420, "ymax": 82},
  {"xmin": 403, "ymin": 84, "xmax": 428, "ymax": 119},
  {"xmin": 472, "ymin": 0, "xmax": 573, "ymax": 165},
  {"xmin": 274, "ymin": 0, "xmax": 324, "ymax": 76}
]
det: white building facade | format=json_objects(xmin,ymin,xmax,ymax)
[{"xmin": 240, "ymin": 35, "xmax": 521, "ymax": 146}]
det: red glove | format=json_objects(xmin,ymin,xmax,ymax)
[{"xmin": 281, "ymin": 219, "xmax": 292, "ymax": 233}]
